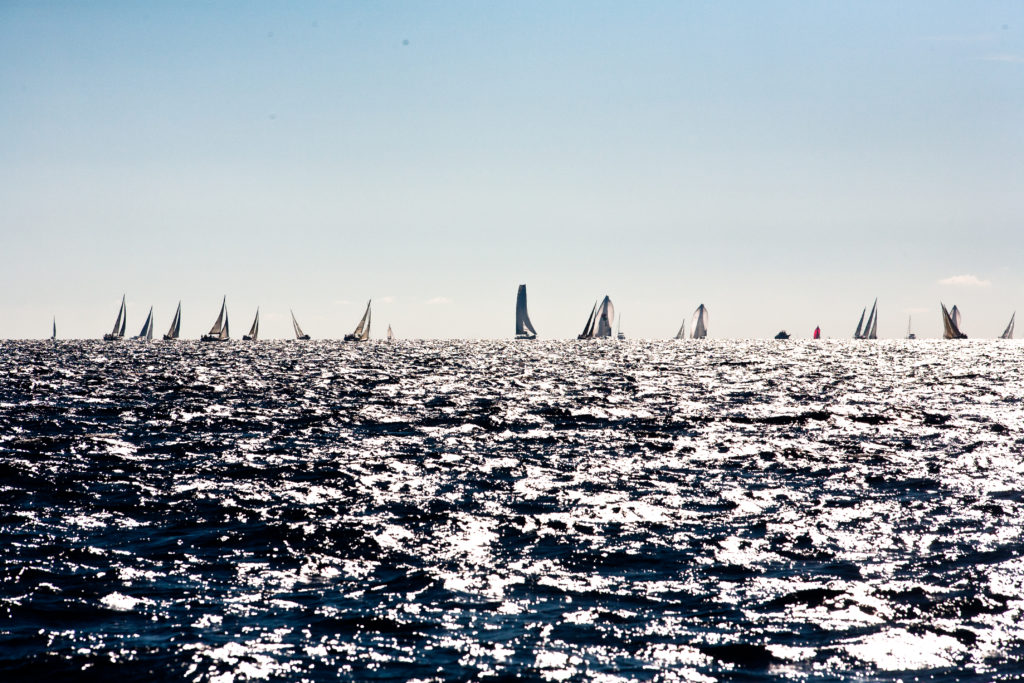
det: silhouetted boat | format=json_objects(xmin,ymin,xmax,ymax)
[
  {"xmin": 578, "ymin": 296, "xmax": 613, "ymax": 339},
  {"xmin": 774, "ymin": 330, "xmax": 790, "ymax": 339},
  {"xmin": 163, "ymin": 302, "xmax": 181, "ymax": 340},
  {"xmin": 51, "ymin": 317, "xmax": 56, "ymax": 341},
  {"xmin": 387, "ymin": 324, "xmax": 393, "ymax": 342},
  {"xmin": 515, "ymin": 285, "xmax": 538, "ymax": 339},
  {"xmin": 103, "ymin": 295, "xmax": 127, "ymax": 341},
  {"xmin": 690, "ymin": 304, "xmax": 708, "ymax": 339},
  {"xmin": 854, "ymin": 299, "xmax": 878, "ymax": 339},
  {"xmin": 136, "ymin": 307, "xmax": 154, "ymax": 340},
  {"xmin": 200, "ymin": 297, "xmax": 230, "ymax": 342},
  {"xmin": 941, "ymin": 303, "xmax": 967, "ymax": 339},
  {"xmin": 243, "ymin": 309, "xmax": 259, "ymax": 341},
  {"xmin": 906, "ymin": 316, "xmax": 916, "ymax": 340},
  {"xmin": 291, "ymin": 310, "xmax": 311, "ymax": 340},
  {"xmin": 813, "ymin": 326, "xmax": 821, "ymax": 339},
  {"xmin": 1000, "ymin": 313, "xmax": 1015, "ymax": 340},
  {"xmin": 617, "ymin": 316, "xmax": 626, "ymax": 340},
  {"xmin": 344, "ymin": 301, "xmax": 371, "ymax": 342}
]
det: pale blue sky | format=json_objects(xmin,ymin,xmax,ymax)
[{"xmin": 2, "ymin": 2, "xmax": 1022, "ymax": 339}]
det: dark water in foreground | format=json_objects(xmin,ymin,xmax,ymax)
[{"xmin": 1, "ymin": 339, "xmax": 1023, "ymax": 682}]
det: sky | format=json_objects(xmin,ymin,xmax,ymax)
[{"xmin": 2, "ymin": 1, "xmax": 1022, "ymax": 339}]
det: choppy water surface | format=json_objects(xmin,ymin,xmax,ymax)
[{"xmin": 1, "ymin": 339, "xmax": 1023, "ymax": 682}]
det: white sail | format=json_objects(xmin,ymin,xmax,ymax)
[
  {"xmin": 202, "ymin": 297, "xmax": 229, "ymax": 340},
  {"xmin": 291, "ymin": 310, "xmax": 309, "ymax": 339},
  {"xmin": 950, "ymin": 305, "xmax": 962, "ymax": 333},
  {"xmin": 347, "ymin": 300, "xmax": 371, "ymax": 341},
  {"xmin": 207, "ymin": 297, "xmax": 226, "ymax": 336},
  {"xmin": 515, "ymin": 284, "xmax": 538, "ymax": 338},
  {"xmin": 104, "ymin": 295, "xmax": 127, "ymax": 339},
  {"xmin": 674, "ymin": 316, "xmax": 687, "ymax": 340},
  {"xmin": 1001, "ymin": 312, "xmax": 1015, "ymax": 340},
  {"xmin": 690, "ymin": 304, "xmax": 709, "ymax": 339},
  {"xmin": 387, "ymin": 324, "xmax": 393, "ymax": 341},
  {"xmin": 853, "ymin": 307, "xmax": 866, "ymax": 339},
  {"xmin": 866, "ymin": 299, "xmax": 878, "ymax": 339},
  {"xmin": 244, "ymin": 309, "xmax": 259, "ymax": 340},
  {"xmin": 137, "ymin": 307, "xmax": 154, "ymax": 340},
  {"xmin": 941, "ymin": 303, "xmax": 966, "ymax": 339},
  {"xmin": 165, "ymin": 302, "xmax": 181, "ymax": 339},
  {"xmin": 594, "ymin": 296, "xmax": 614, "ymax": 338}
]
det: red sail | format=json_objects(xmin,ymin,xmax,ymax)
[{"xmin": 813, "ymin": 326, "xmax": 821, "ymax": 339}]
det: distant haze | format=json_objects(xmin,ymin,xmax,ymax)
[{"xmin": 2, "ymin": 3, "xmax": 1022, "ymax": 339}]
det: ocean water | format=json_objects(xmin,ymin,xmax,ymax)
[{"xmin": 1, "ymin": 339, "xmax": 1023, "ymax": 682}]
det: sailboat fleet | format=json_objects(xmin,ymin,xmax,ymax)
[{"xmin": 57, "ymin": 289, "xmax": 1018, "ymax": 341}]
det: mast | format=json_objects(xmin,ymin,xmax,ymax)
[
  {"xmin": 1001, "ymin": 312, "xmax": 1015, "ymax": 340},
  {"xmin": 853, "ymin": 307, "xmax": 866, "ymax": 339},
  {"xmin": 690, "ymin": 304, "xmax": 709, "ymax": 339}
]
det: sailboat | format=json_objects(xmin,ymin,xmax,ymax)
[
  {"xmin": 853, "ymin": 299, "xmax": 878, "ymax": 339},
  {"xmin": 243, "ymin": 309, "xmax": 259, "ymax": 341},
  {"xmin": 291, "ymin": 310, "xmax": 311, "ymax": 340},
  {"xmin": 941, "ymin": 303, "xmax": 967, "ymax": 339},
  {"xmin": 51, "ymin": 317, "xmax": 56, "ymax": 341},
  {"xmin": 1000, "ymin": 312, "xmax": 1015, "ymax": 340},
  {"xmin": 690, "ymin": 304, "xmax": 709, "ymax": 339},
  {"xmin": 344, "ymin": 300, "xmax": 371, "ymax": 342},
  {"xmin": 578, "ymin": 296, "xmax": 613, "ymax": 339},
  {"xmin": 906, "ymin": 316, "xmax": 916, "ymax": 340},
  {"xmin": 813, "ymin": 326, "xmax": 821, "ymax": 339},
  {"xmin": 515, "ymin": 284, "xmax": 538, "ymax": 339},
  {"xmin": 103, "ymin": 295, "xmax": 127, "ymax": 341},
  {"xmin": 136, "ymin": 307, "xmax": 154, "ymax": 340},
  {"xmin": 200, "ymin": 296, "xmax": 230, "ymax": 342},
  {"xmin": 163, "ymin": 302, "xmax": 181, "ymax": 340},
  {"xmin": 617, "ymin": 316, "xmax": 626, "ymax": 340},
  {"xmin": 387, "ymin": 324, "xmax": 394, "ymax": 342},
  {"xmin": 949, "ymin": 305, "xmax": 963, "ymax": 333}
]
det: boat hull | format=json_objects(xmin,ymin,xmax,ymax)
[
  {"xmin": 102, "ymin": 334, "xmax": 122, "ymax": 341},
  {"xmin": 242, "ymin": 335, "xmax": 256, "ymax": 341},
  {"xmin": 162, "ymin": 335, "xmax": 177, "ymax": 341},
  {"xmin": 295, "ymin": 335, "xmax": 311, "ymax": 341},
  {"xmin": 343, "ymin": 334, "xmax": 366, "ymax": 342},
  {"xmin": 515, "ymin": 333, "xmax": 537, "ymax": 340},
  {"xmin": 200, "ymin": 335, "xmax": 229, "ymax": 342}
]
